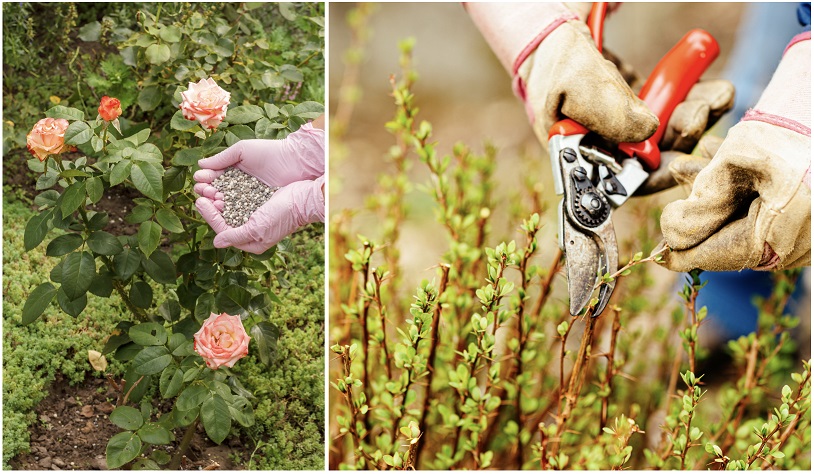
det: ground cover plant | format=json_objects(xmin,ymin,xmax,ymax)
[
  {"xmin": 3, "ymin": 2, "xmax": 324, "ymax": 469},
  {"xmin": 328, "ymin": 33, "xmax": 811, "ymax": 470}
]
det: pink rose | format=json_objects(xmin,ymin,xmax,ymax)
[
  {"xmin": 26, "ymin": 117, "xmax": 70, "ymax": 161},
  {"xmin": 180, "ymin": 77, "xmax": 230, "ymax": 129},
  {"xmin": 193, "ymin": 312, "xmax": 250, "ymax": 369}
]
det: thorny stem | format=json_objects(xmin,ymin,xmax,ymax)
[
  {"xmin": 118, "ymin": 375, "xmax": 144, "ymax": 406},
  {"xmin": 415, "ymin": 265, "xmax": 450, "ymax": 467},
  {"xmin": 169, "ymin": 416, "xmax": 199, "ymax": 470}
]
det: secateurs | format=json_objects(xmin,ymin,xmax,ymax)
[{"xmin": 550, "ymin": 3, "xmax": 720, "ymax": 317}]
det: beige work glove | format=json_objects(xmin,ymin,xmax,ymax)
[
  {"xmin": 659, "ymin": 35, "xmax": 811, "ymax": 272},
  {"xmin": 467, "ymin": 2, "xmax": 733, "ymax": 192}
]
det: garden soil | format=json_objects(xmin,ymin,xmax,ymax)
[{"xmin": 10, "ymin": 374, "xmax": 240, "ymax": 470}]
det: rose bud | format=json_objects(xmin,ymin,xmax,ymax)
[{"xmin": 98, "ymin": 96, "xmax": 123, "ymax": 122}]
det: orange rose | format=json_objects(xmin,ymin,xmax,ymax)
[
  {"xmin": 26, "ymin": 117, "xmax": 70, "ymax": 161},
  {"xmin": 98, "ymin": 96, "xmax": 122, "ymax": 121},
  {"xmin": 180, "ymin": 77, "xmax": 231, "ymax": 129},
  {"xmin": 193, "ymin": 312, "xmax": 251, "ymax": 369}
]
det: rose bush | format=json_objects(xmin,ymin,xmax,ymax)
[
  {"xmin": 16, "ymin": 3, "xmax": 324, "ymax": 468},
  {"xmin": 194, "ymin": 312, "xmax": 251, "ymax": 369}
]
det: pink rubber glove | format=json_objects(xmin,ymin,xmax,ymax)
[
  {"xmin": 196, "ymin": 176, "xmax": 325, "ymax": 254},
  {"xmin": 193, "ymin": 122, "xmax": 325, "ymax": 208}
]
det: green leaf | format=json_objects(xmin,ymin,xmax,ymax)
[
  {"xmin": 142, "ymin": 250, "xmax": 177, "ymax": 285},
  {"xmin": 57, "ymin": 288, "xmax": 87, "ymax": 317},
  {"xmin": 163, "ymin": 166, "xmax": 187, "ymax": 193},
  {"xmin": 61, "ymin": 252, "xmax": 96, "ymax": 300},
  {"xmin": 125, "ymin": 128, "xmax": 151, "ymax": 146},
  {"xmin": 64, "ymin": 121, "xmax": 93, "ymax": 145},
  {"xmin": 177, "ymin": 384, "xmax": 209, "ymax": 411},
  {"xmin": 171, "ymin": 148, "xmax": 203, "ymax": 166},
  {"xmin": 132, "ymin": 346, "xmax": 172, "ymax": 375},
  {"xmin": 137, "ymin": 221, "xmax": 162, "ymax": 257},
  {"xmin": 24, "ymin": 208, "xmax": 54, "ymax": 251},
  {"xmin": 59, "ymin": 169, "xmax": 91, "ymax": 178},
  {"xmin": 36, "ymin": 172, "xmax": 58, "ymax": 191},
  {"xmin": 201, "ymin": 395, "xmax": 231, "ymax": 444},
  {"xmin": 201, "ymin": 131, "xmax": 225, "ymax": 153},
  {"xmin": 106, "ymin": 431, "xmax": 142, "ymax": 469},
  {"xmin": 263, "ymin": 103, "xmax": 279, "ymax": 119},
  {"xmin": 137, "ymin": 85, "xmax": 163, "ymax": 111},
  {"xmin": 60, "ymin": 181, "xmax": 87, "ymax": 216},
  {"xmin": 225, "ymin": 125, "xmax": 255, "ymax": 146},
  {"xmin": 129, "ymin": 322, "xmax": 168, "ymax": 346},
  {"xmin": 156, "ymin": 209, "xmax": 185, "ymax": 234},
  {"xmin": 131, "ymin": 161, "xmax": 164, "ymax": 201},
  {"xmin": 22, "ymin": 283, "xmax": 57, "ymax": 325},
  {"xmin": 133, "ymin": 143, "xmax": 163, "ymax": 164},
  {"xmin": 109, "ymin": 406, "xmax": 144, "ymax": 431},
  {"xmin": 278, "ymin": 2, "xmax": 298, "ymax": 21},
  {"xmin": 46, "ymin": 105, "xmax": 84, "ymax": 121},
  {"xmin": 250, "ymin": 322, "xmax": 280, "ymax": 366},
  {"xmin": 130, "ymin": 281, "xmax": 154, "ymax": 309},
  {"xmin": 126, "ymin": 205, "xmax": 154, "ymax": 224},
  {"xmin": 292, "ymin": 101, "xmax": 324, "ymax": 119},
  {"xmin": 34, "ymin": 189, "xmax": 60, "ymax": 208},
  {"xmin": 89, "ymin": 269, "xmax": 114, "ymax": 297},
  {"xmin": 78, "ymin": 21, "xmax": 102, "ymax": 41},
  {"xmin": 194, "ymin": 293, "xmax": 215, "ymax": 323},
  {"xmin": 170, "ymin": 110, "xmax": 198, "ymax": 131},
  {"xmin": 138, "ymin": 422, "xmax": 173, "ymax": 445},
  {"xmin": 158, "ymin": 25, "xmax": 182, "ymax": 43},
  {"xmin": 87, "ymin": 231, "xmax": 124, "ymax": 255},
  {"xmin": 225, "ymin": 105, "xmax": 264, "ymax": 124},
  {"xmin": 145, "ymin": 43, "xmax": 171, "ymax": 65},
  {"xmin": 215, "ymin": 284, "xmax": 251, "ymax": 316},
  {"xmin": 255, "ymin": 117, "xmax": 285, "ymax": 139},
  {"xmin": 46, "ymin": 233, "xmax": 84, "ymax": 257},
  {"xmin": 160, "ymin": 367, "xmax": 184, "ymax": 399},
  {"xmin": 86, "ymin": 176, "xmax": 104, "ymax": 203},
  {"xmin": 110, "ymin": 161, "xmax": 132, "ymax": 186},
  {"xmin": 114, "ymin": 248, "xmax": 142, "ymax": 280}
]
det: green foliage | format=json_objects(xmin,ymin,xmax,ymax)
[
  {"xmin": 329, "ymin": 37, "xmax": 811, "ymax": 470},
  {"xmin": 6, "ymin": 2, "xmax": 325, "ymax": 467}
]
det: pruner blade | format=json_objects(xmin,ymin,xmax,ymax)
[{"xmin": 553, "ymin": 143, "xmax": 619, "ymax": 317}]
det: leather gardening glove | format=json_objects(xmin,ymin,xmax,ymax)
[
  {"xmin": 193, "ymin": 122, "xmax": 325, "ymax": 207},
  {"xmin": 196, "ymin": 176, "xmax": 325, "ymax": 254},
  {"xmin": 468, "ymin": 2, "xmax": 658, "ymax": 144},
  {"xmin": 659, "ymin": 34, "xmax": 811, "ymax": 272},
  {"xmin": 467, "ymin": 2, "xmax": 734, "ymax": 195}
]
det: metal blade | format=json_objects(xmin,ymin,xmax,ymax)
[
  {"xmin": 562, "ymin": 216, "xmax": 601, "ymax": 315},
  {"xmin": 592, "ymin": 219, "xmax": 618, "ymax": 316}
]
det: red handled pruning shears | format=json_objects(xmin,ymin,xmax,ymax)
[{"xmin": 549, "ymin": 3, "xmax": 720, "ymax": 316}]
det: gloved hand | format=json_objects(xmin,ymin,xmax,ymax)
[
  {"xmin": 196, "ymin": 176, "xmax": 325, "ymax": 254},
  {"xmin": 468, "ymin": 2, "xmax": 657, "ymax": 144},
  {"xmin": 193, "ymin": 122, "xmax": 324, "ymax": 207},
  {"xmin": 659, "ymin": 35, "xmax": 811, "ymax": 271},
  {"xmin": 467, "ymin": 3, "xmax": 733, "ymax": 192},
  {"xmin": 193, "ymin": 122, "xmax": 325, "ymax": 253}
]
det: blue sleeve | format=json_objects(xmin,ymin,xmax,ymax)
[{"xmin": 799, "ymin": 3, "xmax": 811, "ymax": 31}]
